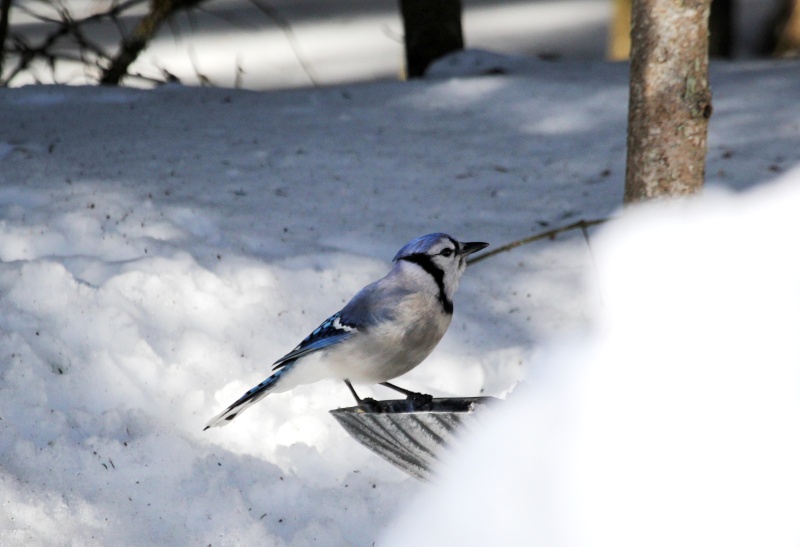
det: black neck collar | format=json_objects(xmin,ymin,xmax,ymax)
[{"xmin": 400, "ymin": 254, "xmax": 453, "ymax": 314}]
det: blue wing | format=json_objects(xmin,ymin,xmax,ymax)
[
  {"xmin": 271, "ymin": 311, "xmax": 358, "ymax": 370},
  {"xmin": 270, "ymin": 278, "xmax": 409, "ymax": 371}
]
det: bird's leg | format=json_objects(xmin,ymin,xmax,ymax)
[
  {"xmin": 344, "ymin": 379, "xmax": 363, "ymax": 403},
  {"xmin": 380, "ymin": 382, "xmax": 433, "ymax": 403},
  {"xmin": 344, "ymin": 380, "xmax": 381, "ymax": 410}
]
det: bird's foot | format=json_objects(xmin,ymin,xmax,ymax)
[
  {"xmin": 356, "ymin": 396, "xmax": 383, "ymax": 413},
  {"xmin": 405, "ymin": 391, "xmax": 433, "ymax": 404},
  {"xmin": 378, "ymin": 381, "xmax": 434, "ymax": 409},
  {"xmin": 403, "ymin": 391, "xmax": 434, "ymax": 412}
]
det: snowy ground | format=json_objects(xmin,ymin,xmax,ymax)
[{"xmin": 1, "ymin": 55, "xmax": 800, "ymax": 545}]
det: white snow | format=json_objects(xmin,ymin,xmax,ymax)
[
  {"xmin": 1, "ymin": 54, "xmax": 800, "ymax": 545},
  {"xmin": 382, "ymin": 173, "xmax": 800, "ymax": 547}
]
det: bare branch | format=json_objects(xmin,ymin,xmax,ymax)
[
  {"xmin": 100, "ymin": 0, "xmax": 206, "ymax": 85},
  {"xmin": 2, "ymin": 0, "xmax": 153, "ymax": 86},
  {"xmin": 187, "ymin": 44, "xmax": 212, "ymax": 85},
  {"xmin": 468, "ymin": 218, "xmax": 610, "ymax": 266}
]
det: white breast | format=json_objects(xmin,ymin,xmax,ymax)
[{"xmin": 322, "ymin": 291, "xmax": 452, "ymax": 383}]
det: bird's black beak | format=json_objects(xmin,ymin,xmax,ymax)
[{"xmin": 458, "ymin": 241, "xmax": 489, "ymax": 256}]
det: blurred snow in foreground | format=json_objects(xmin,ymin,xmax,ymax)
[{"xmin": 384, "ymin": 171, "xmax": 800, "ymax": 547}]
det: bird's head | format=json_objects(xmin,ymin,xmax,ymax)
[{"xmin": 393, "ymin": 233, "xmax": 488, "ymax": 309}]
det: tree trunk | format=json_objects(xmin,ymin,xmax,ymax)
[
  {"xmin": 0, "ymin": 0, "xmax": 12, "ymax": 81},
  {"xmin": 398, "ymin": 0, "xmax": 464, "ymax": 78},
  {"xmin": 624, "ymin": 0, "xmax": 713, "ymax": 204},
  {"xmin": 708, "ymin": 0, "xmax": 734, "ymax": 57},
  {"xmin": 610, "ymin": 0, "xmax": 731, "ymax": 60}
]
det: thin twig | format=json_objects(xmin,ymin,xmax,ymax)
[
  {"xmin": 468, "ymin": 218, "xmax": 611, "ymax": 266},
  {"xmin": 579, "ymin": 221, "xmax": 599, "ymax": 269},
  {"xmin": 196, "ymin": 3, "xmax": 254, "ymax": 31},
  {"xmin": 5, "ymin": 0, "xmax": 307, "ymax": 87},
  {"xmin": 187, "ymin": 44, "xmax": 212, "ymax": 85},
  {"xmin": 3, "ymin": 25, "xmax": 70, "ymax": 84},
  {"xmin": 247, "ymin": 0, "xmax": 318, "ymax": 87},
  {"xmin": 234, "ymin": 52, "xmax": 244, "ymax": 88},
  {"xmin": 2, "ymin": 0, "xmax": 151, "ymax": 86}
]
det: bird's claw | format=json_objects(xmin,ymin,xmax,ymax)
[
  {"xmin": 357, "ymin": 397, "xmax": 382, "ymax": 412},
  {"xmin": 403, "ymin": 391, "xmax": 434, "ymax": 412},
  {"xmin": 405, "ymin": 391, "xmax": 433, "ymax": 404}
]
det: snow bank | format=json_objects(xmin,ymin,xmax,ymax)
[{"xmin": 383, "ymin": 170, "xmax": 800, "ymax": 547}]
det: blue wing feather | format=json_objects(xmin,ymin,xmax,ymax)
[
  {"xmin": 270, "ymin": 278, "xmax": 408, "ymax": 371},
  {"xmin": 272, "ymin": 311, "xmax": 357, "ymax": 370}
]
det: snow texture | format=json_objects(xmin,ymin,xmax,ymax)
[
  {"xmin": 1, "ymin": 56, "xmax": 800, "ymax": 545},
  {"xmin": 383, "ymin": 173, "xmax": 800, "ymax": 547}
]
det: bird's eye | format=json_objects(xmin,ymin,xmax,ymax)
[{"xmin": 440, "ymin": 248, "xmax": 454, "ymax": 257}]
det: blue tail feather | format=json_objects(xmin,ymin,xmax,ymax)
[{"xmin": 204, "ymin": 366, "xmax": 290, "ymax": 429}]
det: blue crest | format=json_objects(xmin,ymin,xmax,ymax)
[{"xmin": 393, "ymin": 233, "xmax": 452, "ymax": 262}]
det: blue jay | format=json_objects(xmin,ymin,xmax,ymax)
[{"xmin": 204, "ymin": 233, "xmax": 488, "ymax": 430}]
